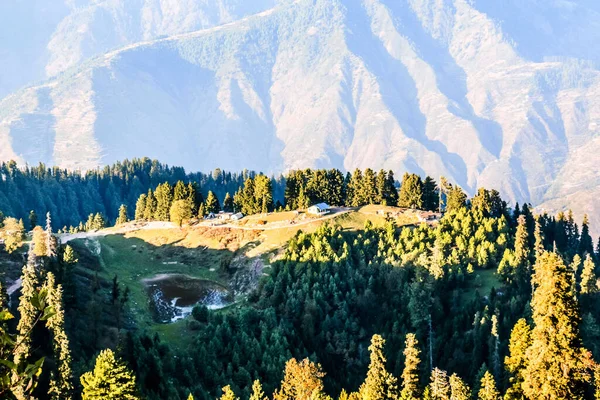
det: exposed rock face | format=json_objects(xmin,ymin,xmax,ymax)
[{"xmin": 1, "ymin": 0, "xmax": 600, "ymax": 232}]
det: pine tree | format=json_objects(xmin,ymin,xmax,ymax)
[
  {"xmin": 327, "ymin": 169, "xmax": 346, "ymax": 206},
  {"xmin": 143, "ymin": 190, "xmax": 156, "ymax": 221},
  {"xmin": 45, "ymin": 273, "xmax": 73, "ymax": 400},
  {"xmin": 375, "ymin": 170, "xmax": 388, "ymax": 205},
  {"xmin": 579, "ymin": 214, "xmax": 594, "ymax": 256},
  {"xmin": 92, "ymin": 213, "xmax": 106, "ymax": 230},
  {"xmin": 223, "ymin": 193, "xmax": 234, "ymax": 213},
  {"xmin": 1, "ymin": 217, "xmax": 25, "ymax": 254},
  {"xmin": 400, "ymin": 333, "xmax": 420, "ymax": 400},
  {"xmin": 80, "ymin": 349, "xmax": 138, "ymax": 400},
  {"xmin": 12, "ymin": 251, "xmax": 41, "ymax": 400},
  {"xmin": 428, "ymin": 368, "xmax": 450, "ymax": 400},
  {"xmin": 513, "ymin": 215, "xmax": 531, "ymax": 289},
  {"xmin": 205, "ymin": 191, "xmax": 221, "ymax": 214},
  {"xmin": 219, "ymin": 386, "xmax": 239, "ymax": 400},
  {"xmin": 362, "ymin": 169, "xmax": 378, "ymax": 205},
  {"xmin": 46, "ymin": 212, "xmax": 56, "ymax": 258},
  {"xmin": 522, "ymin": 252, "xmax": 594, "ymax": 399},
  {"xmin": 254, "ymin": 175, "xmax": 274, "ymax": 214},
  {"xmin": 422, "ymin": 177, "xmax": 438, "ymax": 211},
  {"xmin": 534, "ymin": 216, "xmax": 545, "ymax": 260},
  {"xmin": 580, "ymin": 254, "xmax": 598, "ymax": 295},
  {"xmin": 154, "ymin": 182, "xmax": 173, "ymax": 221},
  {"xmin": 173, "ymin": 181, "xmax": 188, "ymax": 201},
  {"xmin": 448, "ymin": 374, "xmax": 471, "ymax": 400},
  {"xmin": 477, "ymin": 371, "xmax": 499, "ymax": 400},
  {"xmin": 170, "ymin": 200, "xmax": 192, "ymax": 227},
  {"xmin": 359, "ymin": 334, "xmax": 398, "ymax": 400},
  {"xmin": 29, "ymin": 210, "xmax": 37, "ymax": 231},
  {"xmin": 273, "ymin": 358, "xmax": 326, "ymax": 400},
  {"xmin": 595, "ymin": 364, "xmax": 600, "ymax": 400},
  {"xmin": 116, "ymin": 205, "xmax": 128, "ymax": 225},
  {"xmin": 347, "ymin": 169, "xmax": 364, "ymax": 207},
  {"xmin": 398, "ymin": 173, "xmax": 423, "ymax": 209},
  {"xmin": 490, "ymin": 314, "xmax": 500, "ymax": 380},
  {"xmin": 445, "ymin": 186, "xmax": 467, "ymax": 213},
  {"xmin": 134, "ymin": 194, "xmax": 147, "ymax": 221},
  {"xmin": 249, "ymin": 380, "xmax": 266, "ymax": 400},
  {"xmin": 504, "ymin": 318, "xmax": 531, "ymax": 399}
]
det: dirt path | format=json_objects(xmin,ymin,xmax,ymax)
[
  {"xmin": 197, "ymin": 208, "xmax": 353, "ymax": 231},
  {"xmin": 59, "ymin": 221, "xmax": 177, "ymax": 243},
  {"xmin": 58, "ymin": 210, "xmax": 352, "ymax": 243}
]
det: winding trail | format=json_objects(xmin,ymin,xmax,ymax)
[{"xmin": 58, "ymin": 209, "xmax": 353, "ymax": 244}]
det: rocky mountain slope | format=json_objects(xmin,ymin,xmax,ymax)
[{"xmin": 1, "ymin": 0, "xmax": 600, "ymax": 232}]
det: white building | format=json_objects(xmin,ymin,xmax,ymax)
[
  {"xmin": 307, "ymin": 203, "xmax": 330, "ymax": 216},
  {"xmin": 231, "ymin": 213, "xmax": 244, "ymax": 221}
]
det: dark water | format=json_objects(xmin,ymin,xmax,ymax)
[{"xmin": 143, "ymin": 274, "xmax": 232, "ymax": 323}]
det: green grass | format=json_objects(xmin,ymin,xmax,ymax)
[
  {"xmin": 462, "ymin": 268, "xmax": 503, "ymax": 301},
  {"xmin": 71, "ymin": 233, "xmax": 233, "ymax": 333}
]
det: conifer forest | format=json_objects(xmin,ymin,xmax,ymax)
[{"xmin": 1, "ymin": 159, "xmax": 600, "ymax": 399}]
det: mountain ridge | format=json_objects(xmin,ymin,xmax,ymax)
[{"xmin": 1, "ymin": 0, "xmax": 600, "ymax": 234}]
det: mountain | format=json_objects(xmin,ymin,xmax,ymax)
[{"xmin": 1, "ymin": 0, "xmax": 600, "ymax": 233}]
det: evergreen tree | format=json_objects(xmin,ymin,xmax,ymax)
[
  {"xmin": 92, "ymin": 213, "xmax": 106, "ymax": 230},
  {"xmin": 580, "ymin": 254, "xmax": 598, "ymax": 295},
  {"xmin": 375, "ymin": 170, "xmax": 388, "ymax": 205},
  {"xmin": 254, "ymin": 175, "xmax": 274, "ymax": 214},
  {"xmin": 170, "ymin": 200, "xmax": 192, "ymax": 227},
  {"xmin": 534, "ymin": 216, "xmax": 545, "ymax": 260},
  {"xmin": 32, "ymin": 226, "xmax": 48, "ymax": 257},
  {"xmin": 422, "ymin": 177, "xmax": 438, "ymax": 211},
  {"xmin": 220, "ymin": 386, "xmax": 239, "ymax": 400},
  {"xmin": 223, "ymin": 193, "xmax": 234, "ymax": 213},
  {"xmin": 504, "ymin": 318, "xmax": 531, "ymax": 399},
  {"xmin": 1, "ymin": 217, "xmax": 25, "ymax": 254},
  {"xmin": 428, "ymin": 368, "xmax": 450, "ymax": 400},
  {"xmin": 400, "ymin": 333, "xmax": 420, "ymax": 400},
  {"xmin": 143, "ymin": 190, "xmax": 156, "ymax": 221},
  {"xmin": 116, "ymin": 205, "xmax": 128, "ymax": 225},
  {"xmin": 273, "ymin": 358, "xmax": 326, "ymax": 400},
  {"xmin": 173, "ymin": 181, "xmax": 188, "ymax": 201},
  {"xmin": 154, "ymin": 182, "xmax": 173, "ymax": 221},
  {"xmin": 445, "ymin": 186, "xmax": 467, "ymax": 213},
  {"xmin": 12, "ymin": 251, "xmax": 41, "ymax": 400},
  {"xmin": 326, "ymin": 169, "xmax": 346, "ymax": 206},
  {"xmin": 80, "ymin": 349, "xmax": 138, "ymax": 400},
  {"xmin": 362, "ymin": 169, "xmax": 378, "ymax": 205},
  {"xmin": 522, "ymin": 252, "xmax": 594, "ymax": 399},
  {"xmin": 579, "ymin": 214, "xmax": 594, "ymax": 256},
  {"xmin": 134, "ymin": 194, "xmax": 147, "ymax": 221},
  {"xmin": 249, "ymin": 380, "xmax": 266, "ymax": 400},
  {"xmin": 347, "ymin": 169, "xmax": 364, "ymax": 207},
  {"xmin": 359, "ymin": 335, "xmax": 398, "ymax": 400},
  {"xmin": 476, "ymin": 371, "xmax": 499, "ymax": 400},
  {"xmin": 448, "ymin": 374, "xmax": 471, "ymax": 400},
  {"xmin": 398, "ymin": 173, "xmax": 423, "ymax": 209},
  {"xmin": 29, "ymin": 210, "xmax": 37, "ymax": 231},
  {"xmin": 45, "ymin": 212, "xmax": 56, "ymax": 258},
  {"xmin": 205, "ymin": 191, "xmax": 221, "ymax": 215},
  {"xmin": 514, "ymin": 214, "xmax": 531, "ymax": 288},
  {"xmin": 45, "ymin": 273, "xmax": 73, "ymax": 400}
]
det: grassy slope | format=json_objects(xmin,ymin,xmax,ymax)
[{"xmin": 64, "ymin": 208, "xmax": 502, "ymax": 345}]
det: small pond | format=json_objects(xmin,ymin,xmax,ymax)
[{"xmin": 143, "ymin": 274, "xmax": 232, "ymax": 323}]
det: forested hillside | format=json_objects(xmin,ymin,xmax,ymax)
[
  {"xmin": 0, "ymin": 159, "xmax": 281, "ymax": 230},
  {"xmin": 1, "ymin": 162, "xmax": 600, "ymax": 399}
]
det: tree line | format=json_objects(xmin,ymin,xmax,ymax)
[{"xmin": 3, "ymin": 162, "xmax": 600, "ymax": 399}]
